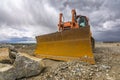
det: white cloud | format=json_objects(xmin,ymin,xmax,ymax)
[
  {"xmin": 0, "ymin": 0, "xmax": 120, "ymax": 42},
  {"xmin": 103, "ymin": 19, "xmax": 120, "ymax": 30}
]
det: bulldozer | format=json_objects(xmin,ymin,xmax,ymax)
[{"xmin": 35, "ymin": 9, "xmax": 95, "ymax": 64}]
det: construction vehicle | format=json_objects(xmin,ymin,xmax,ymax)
[{"xmin": 35, "ymin": 9, "xmax": 95, "ymax": 64}]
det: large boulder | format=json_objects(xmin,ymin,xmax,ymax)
[
  {"xmin": 13, "ymin": 53, "xmax": 44, "ymax": 79},
  {"xmin": 0, "ymin": 63, "xmax": 16, "ymax": 80},
  {"xmin": 0, "ymin": 48, "xmax": 44, "ymax": 80}
]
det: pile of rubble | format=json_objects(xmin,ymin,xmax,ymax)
[
  {"xmin": 0, "ymin": 43, "xmax": 120, "ymax": 80},
  {"xmin": 25, "ymin": 43, "xmax": 120, "ymax": 80},
  {"xmin": 29, "ymin": 61, "xmax": 113, "ymax": 80}
]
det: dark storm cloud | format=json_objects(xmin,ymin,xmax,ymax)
[
  {"xmin": 0, "ymin": 0, "xmax": 58, "ymax": 42},
  {"xmin": 0, "ymin": 0, "xmax": 58, "ymax": 27},
  {"xmin": 0, "ymin": 0, "xmax": 120, "ymax": 42},
  {"xmin": 48, "ymin": 0, "xmax": 120, "ymax": 41},
  {"xmin": 24, "ymin": 0, "xmax": 58, "ymax": 29}
]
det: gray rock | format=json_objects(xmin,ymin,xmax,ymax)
[
  {"xmin": 13, "ymin": 53, "xmax": 44, "ymax": 79},
  {"xmin": 0, "ymin": 49, "xmax": 44, "ymax": 80},
  {"xmin": 0, "ymin": 64, "xmax": 16, "ymax": 80},
  {"xmin": 9, "ymin": 49, "xmax": 18, "ymax": 63}
]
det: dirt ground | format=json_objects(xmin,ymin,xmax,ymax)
[{"xmin": 1, "ymin": 42, "xmax": 120, "ymax": 80}]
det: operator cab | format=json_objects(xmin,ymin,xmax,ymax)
[{"xmin": 77, "ymin": 16, "xmax": 87, "ymax": 27}]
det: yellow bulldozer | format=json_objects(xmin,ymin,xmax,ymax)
[{"xmin": 35, "ymin": 9, "xmax": 95, "ymax": 64}]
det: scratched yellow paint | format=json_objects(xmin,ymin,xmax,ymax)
[{"xmin": 35, "ymin": 27, "xmax": 95, "ymax": 64}]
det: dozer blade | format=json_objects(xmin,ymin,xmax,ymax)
[{"xmin": 35, "ymin": 27, "xmax": 95, "ymax": 64}]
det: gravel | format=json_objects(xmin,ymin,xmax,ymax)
[
  {"xmin": 0, "ymin": 42, "xmax": 120, "ymax": 80},
  {"xmin": 24, "ymin": 42, "xmax": 120, "ymax": 80}
]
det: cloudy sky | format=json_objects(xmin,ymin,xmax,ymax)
[{"xmin": 0, "ymin": 0, "xmax": 120, "ymax": 43}]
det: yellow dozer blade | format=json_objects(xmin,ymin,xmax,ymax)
[{"xmin": 35, "ymin": 27, "xmax": 95, "ymax": 64}]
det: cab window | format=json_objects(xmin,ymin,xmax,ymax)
[{"xmin": 78, "ymin": 16, "xmax": 87, "ymax": 27}]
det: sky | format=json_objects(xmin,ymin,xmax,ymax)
[{"xmin": 0, "ymin": 0, "xmax": 120, "ymax": 43}]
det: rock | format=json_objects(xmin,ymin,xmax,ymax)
[
  {"xmin": 0, "ymin": 63, "xmax": 16, "ymax": 80},
  {"xmin": 9, "ymin": 49, "xmax": 18, "ymax": 63},
  {"xmin": 13, "ymin": 53, "xmax": 44, "ymax": 79},
  {"xmin": 0, "ymin": 48, "xmax": 11, "ymax": 63},
  {"xmin": 99, "ymin": 65, "xmax": 111, "ymax": 71},
  {"xmin": 0, "ymin": 51, "xmax": 44, "ymax": 80}
]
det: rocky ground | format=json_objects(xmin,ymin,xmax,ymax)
[{"xmin": 0, "ymin": 42, "xmax": 120, "ymax": 80}]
